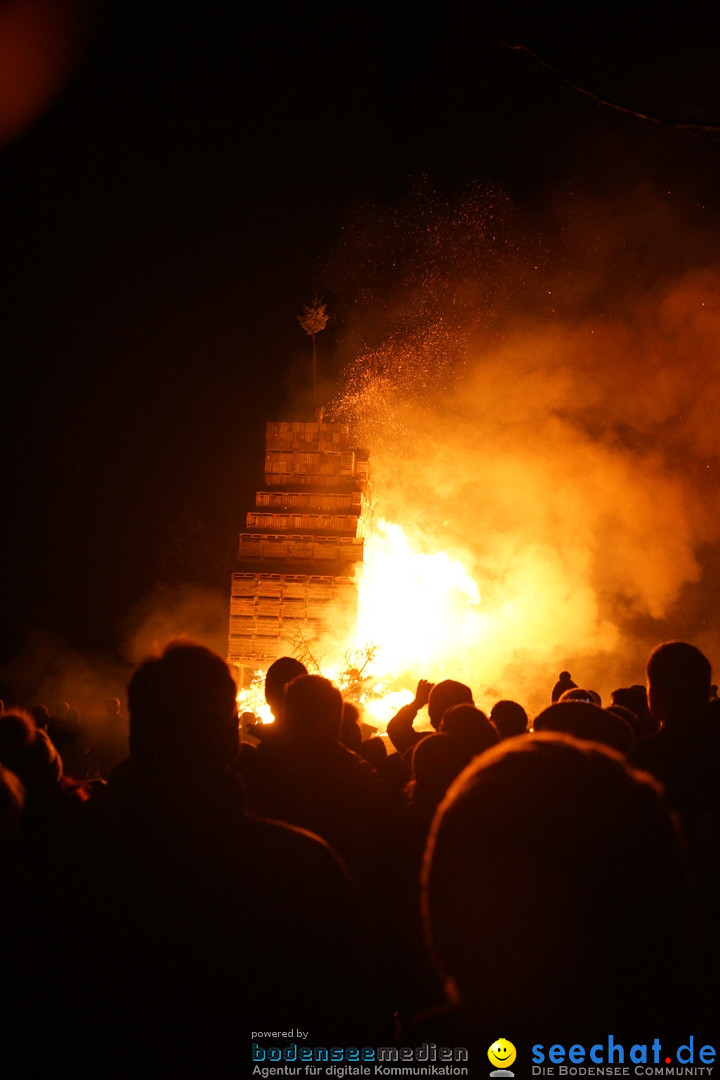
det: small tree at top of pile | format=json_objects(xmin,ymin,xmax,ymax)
[{"xmin": 297, "ymin": 295, "xmax": 329, "ymax": 410}]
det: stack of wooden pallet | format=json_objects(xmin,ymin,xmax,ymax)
[{"xmin": 228, "ymin": 421, "xmax": 371, "ymax": 676}]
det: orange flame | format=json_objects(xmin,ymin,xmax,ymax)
[{"xmin": 356, "ymin": 519, "xmax": 481, "ymax": 674}]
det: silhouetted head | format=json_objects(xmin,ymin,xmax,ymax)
[
  {"xmin": 607, "ymin": 703, "xmax": 643, "ymax": 739},
  {"xmin": 340, "ymin": 701, "xmax": 363, "ymax": 752},
  {"xmin": 0, "ymin": 709, "xmax": 63, "ymax": 789},
  {"xmin": 611, "ymin": 684, "xmax": 656, "ymax": 737},
  {"xmin": 423, "ymin": 733, "xmax": 686, "ymax": 1031},
  {"xmin": 264, "ymin": 656, "xmax": 308, "ymax": 722},
  {"xmin": 551, "ymin": 671, "xmax": 577, "ymax": 702},
  {"xmin": 489, "ymin": 699, "xmax": 528, "ymax": 740},
  {"xmin": 411, "ymin": 733, "xmax": 476, "ymax": 808},
  {"xmin": 360, "ymin": 736, "xmax": 387, "ymax": 771},
  {"xmin": 646, "ymin": 641, "xmax": 712, "ymax": 726},
  {"xmin": 31, "ymin": 704, "xmax": 50, "ymax": 729},
  {"xmin": 427, "ymin": 680, "xmax": 473, "ymax": 729},
  {"xmin": 440, "ymin": 704, "xmax": 499, "ymax": 756},
  {"xmin": 128, "ymin": 641, "xmax": 238, "ymax": 774},
  {"xmin": 533, "ymin": 700, "xmax": 634, "ymax": 753},
  {"xmin": 559, "ymin": 687, "xmax": 589, "ymax": 703},
  {"xmin": 283, "ymin": 675, "xmax": 343, "ymax": 744},
  {"xmin": 559, "ymin": 687, "xmax": 602, "ymax": 707}
]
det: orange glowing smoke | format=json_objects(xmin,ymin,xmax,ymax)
[
  {"xmin": 249, "ymin": 188, "xmax": 720, "ymax": 721},
  {"xmin": 327, "ymin": 274, "xmax": 720, "ymax": 714}
]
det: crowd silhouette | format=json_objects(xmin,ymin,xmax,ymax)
[{"xmin": 0, "ymin": 638, "xmax": 718, "ymax": 1073}]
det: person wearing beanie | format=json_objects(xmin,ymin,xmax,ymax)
[{"xmin": 551, "ymin": 670, "xmax": 577, "ymax": 702}]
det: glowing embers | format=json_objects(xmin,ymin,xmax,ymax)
[{"xmin": 356, "ymin": 519, "xmax": 481, "ymax": 675}]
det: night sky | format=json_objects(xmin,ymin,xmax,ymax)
[{"xmin": 2, "ymin": 0, "xmax": 720, "ymax": 699}]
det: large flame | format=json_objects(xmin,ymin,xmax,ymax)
[
  {"xmin": 356, "ymin": 519, "xmax": 481, "ymax": 674},
  {"xmin": 348, "ymin": 514, "xmax": 619, "ymax": 720}
]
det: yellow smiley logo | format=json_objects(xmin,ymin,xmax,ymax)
[{"xmin": 488, "ymin": 1039, "xmax": 517, "ymax": 1069}]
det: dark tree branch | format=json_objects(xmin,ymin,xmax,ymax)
[{"xmin": 502, "ymin": 41, "xmax": 720, "ymax": 137}]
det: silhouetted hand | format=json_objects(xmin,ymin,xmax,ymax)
[{"xmin": 414, "ymin": 679, "xmax": 434, "ymax": 710}]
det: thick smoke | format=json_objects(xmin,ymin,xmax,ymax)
[
  {"xmin": 0, "ymin": 585, "xmax": 229, "ymax": 741},
  {"xmin": 0, "ymin": 629, "xmax": 131, "ymax": 720},
  {"xmin": 120, "ymin": 584, "xmax": 230, "ymax": 667},
  {"xmin": 327, "ymin": 184, "xmax": 720, "ymax": 712}
]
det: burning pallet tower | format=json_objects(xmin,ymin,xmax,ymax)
[{"xmin": 228, "ymin": 420, "xmax": 371, "ymax": 684}]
